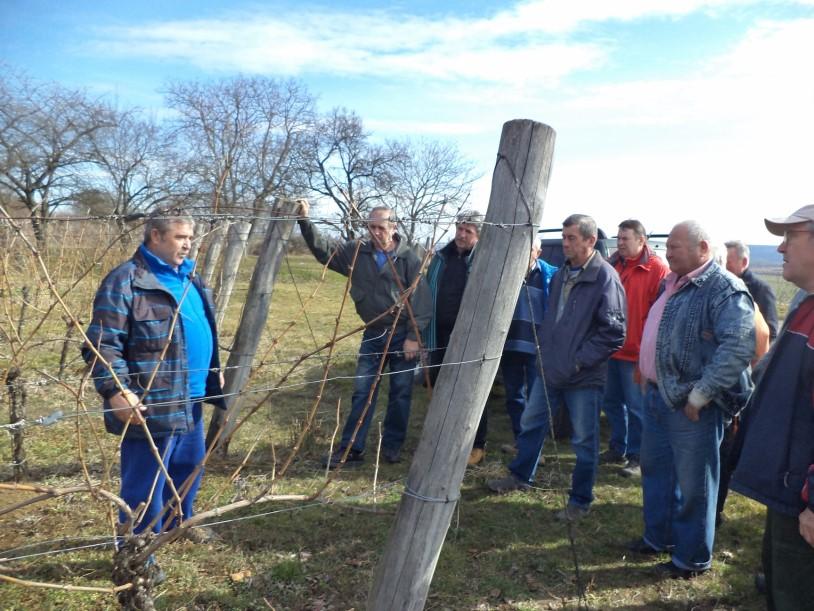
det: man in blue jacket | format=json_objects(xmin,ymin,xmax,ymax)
[
  {"xmin": 499, "ymin": 241, "xmax": 557, "ymax": 453},
  {"xmin": 731, "ymin": 205, "xmax": 814, "ymax": 608},
  {"xmin": 83, "ymin": 211, "xmax": 225, "ymax": 544},
  {"xmin": 488, "ymin": 214, "xmax": 626, "ymax": 522},
  {"xmin": 631, "ymin": 220, "xmax": 754, "ymax": 579}
]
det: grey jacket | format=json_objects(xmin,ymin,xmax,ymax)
[
  {"xmin": 298, "ymin": 219, "xmax": 431, "ymax": 340},
  {"xmin": 540, "ymin": 251, "xmax": 627, "ymax": 388}
]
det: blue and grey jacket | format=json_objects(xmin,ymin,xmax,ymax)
[
  {"xmin": 504, "ymin": 258, "xmax": 557, "ymax": 354},
  {"xmin": 652, "ymin": 261, "xmax": 754, "ymax": 409},
  {"xmin": 82, "ymin": 248, "xmax": 226, "ymax": 438},
  {"xmin": 423, "ymin": 240, "xmax": 475, "ymax": 351},
  {"xmin": 540, "ymin": 252, "xmax": 627, "ymax": 389},
  {"xmin": 732, "ymin": 294, "xmax": 814, "ymax": 517}
]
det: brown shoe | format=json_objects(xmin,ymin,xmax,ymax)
[{"xmin": 467, "ymin": 447, "xmax": 485, "ymax": 466}]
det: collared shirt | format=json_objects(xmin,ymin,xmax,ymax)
[
  {"xmin": 556, "ymin": 250, "xmax": 595, "ymax": 323},
  {"xmin": 639, "ymin": 259, "xmax": 712, "ymax": 384}
]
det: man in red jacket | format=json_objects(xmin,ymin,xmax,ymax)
[{"xmin": 601, "ymin": 219, "xmax": 668, "ymax": 477}]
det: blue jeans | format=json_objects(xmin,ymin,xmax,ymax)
[
  {"xmin": 501, "ymin": 351, "xmax": 543, "ymax": 440},
  {"xmin": 341, "ymin": 327, "xmax": 416, "ymax": 453},
  {"xmin": 120, "ymin": 403, "xmax": 205, "ymax": 533},
  {"xmin": 640, "ymin": 386, "xmax": 723, "ymax": 571},
  {"xmin": 602, "ymin": 359, "xmax": 644, "ymax": 458},
  {"xmin": 510, "ymin": 385, "xmax": 602, "ymax": 509}
]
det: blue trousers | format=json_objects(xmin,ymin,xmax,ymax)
[
  {"xmin": 510, "ymin": 385, "xmax": 602, "ymax": 509},
  {"xmin": 640, "ymin": 386, "xmax": 723, "ymax": 571},
  {"xmin": 119, "ymin": 404, "xmax": 205, "ymax": 534},
  {"xmin": 500, "ymin": 351, "xmax": 543, "ymax": 440},
  {"xmin": 602, "ymin": 358, "xmax": 644, "ymax": 458},
  {"xmin": 341, "ymin": 328, "xmax": 416, "ymax": 453}
]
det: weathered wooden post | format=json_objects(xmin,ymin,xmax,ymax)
[
  {"xmin": 215, "ymin": 219, "xmax": 252, "ymax": 327},
  {"xmin": 367, "ymin": 119, "xmax": 555, "ymax": 610},
  {"xmin": 205, "ymin": 199, "xmax": 300, "ymax": 452},
  {"xmin": 201, "ymin": 220, "xmax": 229, "ymax": 287}
]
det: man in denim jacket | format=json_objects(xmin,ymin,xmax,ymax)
[{"xmin": 629, "ymin": 220, "xmax": 754, "ymax": 578}]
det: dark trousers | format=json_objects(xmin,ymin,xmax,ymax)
[
  {"xmin": 763, "ymin": 508, "xmax": 814, "ymax": 611},
  {"xmin": 431, "ymin": 324, "xmax": 487, "ymax": 449}
]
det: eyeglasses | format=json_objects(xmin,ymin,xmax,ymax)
[{"xmin": 782, "ymin": 229, "xmax": 814, "ymax": 242}]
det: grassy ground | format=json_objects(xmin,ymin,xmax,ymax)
[{"xmin": 0, "ymin": 246, "xmax": 781, "ymax": 610}]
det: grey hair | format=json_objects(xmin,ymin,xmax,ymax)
[
  {"xmin": 724, "ymin": 239, "xmax": 750, "ymax": 260},
  {"xmin": 369, "ymin": 206, "xmax": 397, "ymax": 223},
  {"xmin": 144, "ymin": 210, "xmax": 195, "ymax": 243},
  {"xmin": 455, "ymin": 209, "xmax": 484, "ymax": 234},
  {"xmin": 677, "ymin": 220, "xmax": 712, "ymax": 248},
  {"xmin": 563, "ymin": 214, "xmax": 597, "ymax": 240}
]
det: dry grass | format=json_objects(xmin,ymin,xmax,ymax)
[{"xmin": 0, "ymin": 226, "xmax": 778, "ymax": 609}]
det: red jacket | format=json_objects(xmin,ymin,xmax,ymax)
[{"xmin": 609, "ymin": 245, "xmax": 668, "ymax": 362}]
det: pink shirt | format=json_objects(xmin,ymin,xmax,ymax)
[{"xmin": 639, "ymin": 260, "xmax": 713, "ymax": 384}]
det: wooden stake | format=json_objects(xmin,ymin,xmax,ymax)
[{"xmin": 367, "ymin": 119, "xmax": 556, "ymax": 610}]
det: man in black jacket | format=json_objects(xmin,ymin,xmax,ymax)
[
  {"xmin": 725, "ymin": 239, "xmax": 779, "ymax": 340},
  {"xmin": 731, "ymin": 205, "xmax": 814, "ymax": 609},
  {"xmin": 297, "ymin": 202, "xmax": 431, "ymax": 468},
  {"xmin": 488, "ymin": 214, "xmax": 626, "ymax": 522}
]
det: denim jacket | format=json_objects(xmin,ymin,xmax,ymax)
[{"xmin": 654, "ymin": 261, "xmax": 755, "ymax": 409}]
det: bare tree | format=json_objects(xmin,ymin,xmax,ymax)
[
  {"xmin": 302, "ymin": 108, "xmax": 405, "ymax": 239},
  {"xmin": 165, "ymin": 76, "xmax": 314, "ymax": 287},
  {"xmin": 0, "ymin": 71, "xmax": 115, "ymax": 244},
  {"xmin": 388, "ymin": 139, "xmax": 479, "ymax": 246},
  {"xmin": 87, "ymin": 109, "xmax": 185, "ymax": 223}
]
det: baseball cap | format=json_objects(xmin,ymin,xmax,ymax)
[{"xmin": 764, "ymin": 205, "xmax": 814, "ymax": 236}]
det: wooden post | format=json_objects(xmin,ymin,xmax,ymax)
[
  {"xmin": 205, "ymin": 199, "xmax": 300, "ymax": 453},
  {"xmin": 367, "ymin": 119, "xmax": 555, "ymax": 610},
  {"xmin": 201, "ymin": 220, "xmax": 229, "ymax": 288},
  {"xmin": 215, "ymin": 220, "xmax": 251, "ymax": 327}
]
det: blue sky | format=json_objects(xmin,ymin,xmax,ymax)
[{"xmin": 2, "ymin": 0, "xmax": 814, "ymax": 243}]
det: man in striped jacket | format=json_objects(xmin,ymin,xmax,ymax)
[{"xmin": 83, "ymin": 211, "xmax": 225, "ymax": 541}]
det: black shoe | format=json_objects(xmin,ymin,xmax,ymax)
[
  {"xmin": 323, "ymin": 448, "xmax": 365, "ymax": 469},
  {"xmin": 487, "ymin": 474, "xmax": 531, "ymax": 493},
  {"xmin": 600, "ymin": 448, "xmax": 627, "ymax": 465},
  {"xmin": 626, "ymin": 538, "xmax": 661, "ymax": 555},
  {"xmin": 654, "ymin": 560, "xmax": 705, "ymax": 580},
  {"xmin": 620, "ymin": 457, "xmax": 641, "ymax": 478},
  {"xmin": 382, "ymin": 447, "xmax": 402, "ymax": 464}
]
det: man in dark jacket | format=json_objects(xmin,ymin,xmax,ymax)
[
  {"xmin": 725, "ymin": 239, "xmax": 779, "ymax": 340},
  {"xmin": 297, "ymin": 201, "xmax": 431, "ymax": 467},
  {"xmin": 488, "ymin": 214, "xmax": 626, "ymax": 522},
  {"xmin": 424, "ymin": 210, "xmax": 483, "ymax": 464},
  {"xmin": 83, "ymin": 211, "xmax": 226, "ymax": 541},
  {"xmin": 731, "ymin": 205, "xmax": 814, "ymax": 609}
]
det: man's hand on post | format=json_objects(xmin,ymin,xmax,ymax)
[
  {"xmin": 296, "ymin": 199, "xmax": 310, "ymax": 218},
  {"xmin": 403, "ymin": 339, "xmax": 420, "ymax": 361},
  {"xmin": 800, "ymin": 507, "xmax": 814, "ymax": 547},
  {"xmin": 110, "ymin": 389, "xmax": 147, "ymax": 425}
]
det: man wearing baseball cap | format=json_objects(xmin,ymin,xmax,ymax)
[{"xmin": 731, "ymin": 204, "xmax": 814, "ymax": 609}]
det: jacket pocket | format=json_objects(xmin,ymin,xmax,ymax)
[{"xmin": 131, "ymin": 298, "xmax": 174, "ymax": 352}]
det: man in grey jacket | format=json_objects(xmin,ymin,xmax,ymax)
[
  {"xmin": 297, "ymin": 202, "xmax": 431, "ymax": 468},
  {"xmin": 488, "ymin": 214, "xmax": 626, "ymax": 522}
]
